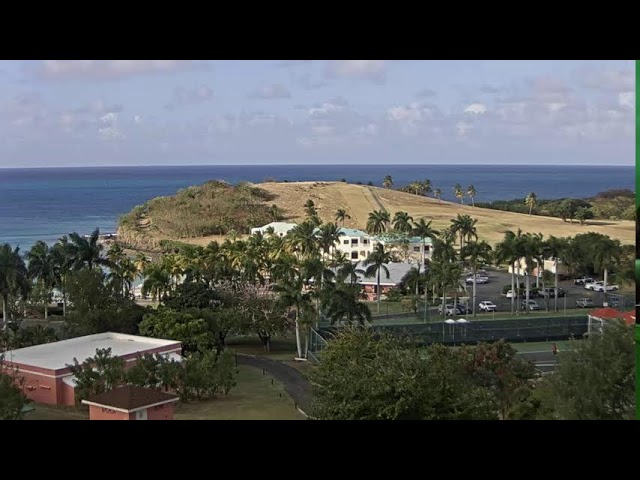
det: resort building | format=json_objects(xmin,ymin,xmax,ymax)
[
  {"xmin": 333, "ymin": 228, "xmax": 374, "ymax": 262},
  {"xmin": 82, "ymin": 385, "xmax": 179, "ymax": 420},
  {"xmin": 331, "ymin": 261, "xmax": 417, "ymax": 301},
  {"xmin": 0, "ymin": 332, "xmax": 182, "ymax": 406},
  {"xmin": 587, "ymin": 308, "xmax": 636, "ymax": 335},
  {"xmin": 374, "ymin": 234, "xmax": 433, "ymax": 264},
  {"xmin": 250, "ymin": 222, "xmax": 298, "ymax": 237}
]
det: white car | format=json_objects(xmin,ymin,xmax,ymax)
[
  {"xmin": 592, "ymin": 282, "xmax": 618, "ymax": 292},
  {"xmin": 584, "ymin": 280, "xmax": 600, "ymax": 290},
  {"xmin": 478, "ymin": 301, "xmax": 498, "ymax": 312},
  {"xmin": 505, "ymin": 290, "xmax": 517, "ymax": 298},
  {"xmin": 465, "ymin": 275, "xmax": 489, "ymax": 284}
]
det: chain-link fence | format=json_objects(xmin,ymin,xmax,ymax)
[{"xmin": 315, "ymin": 315, "xmax": 589, "ymax": 348}]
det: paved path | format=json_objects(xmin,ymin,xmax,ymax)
[
  {"xmin": 367, "ymin": 186, "xmax": 387, "ymax": 212},
  {"xmin": 236, "ymin": 354, "xmax": 312, "ymax": 415}
]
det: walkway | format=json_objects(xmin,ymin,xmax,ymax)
[{"xmin": 236, "ymin": 353, "xmax": 312, "ymax": 415}]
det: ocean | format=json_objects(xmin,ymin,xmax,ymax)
[{"xmin": 0, "ymin": 164, "xmax": 634, "ymax": 251}]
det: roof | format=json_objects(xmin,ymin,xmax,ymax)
[
  {"xmin": 374, "ymin": 234, "xmax": 433, "ymax": 244},
  {"xmin": 336, "ymin": 227, "xmax": 368, "ymax": 237},
  {"xmin": 251, "ymin": 222, "xmax": 297, "ymax": 233},
  {"xmin": 82, "ymin": 385, "xmax": 178, "ymax": 413},
  {"xmin": 335, "ymin": 261, "xmax": 417, "ymax": 286},
  {"xmin": 589, "ymin": 308, "xmax": 636, "ymax": 325},
  {"xmin": 1, "ymin": 332, "xmax": 181, "ymax": 371}
]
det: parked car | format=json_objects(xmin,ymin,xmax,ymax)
[
  {"xmin": 584, "ymin": 280, "xmax": 601, "ymax": 290},
  {"xmin": 478, "ymin": 301, "xmax": 498, "ymax": 312},
  {"xmin": 438, "ymin": 303, "xmax": 467, "ymax": 316},
  {"xmin": 574, "ymin": 276, "xmax": 595, "ymax": 285},
  {"xmin": 576, "ymin": 297, "xmax": 594, "ymax": 308},
  {"xmin": 539, "ymin": 287, "xmax": 566, "ymax": 298},
  {"xmin": 505, "ymin": 290, "xmax": 516, "ymax": 298},
  {"xmin": 465, "ymin": 275, "xmax": 489, "ymax": 284},
  {"xmin": 521, "ymin": 300, "xmax": 540, "ymax": 311},
  {"xmin": 592, "ymin": 282, "xmax": 619, "ymax": 292}
]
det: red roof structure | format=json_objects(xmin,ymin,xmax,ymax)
[{"xmin": 589, "ymin": 308, "xmax": 635, "ymax": 326}]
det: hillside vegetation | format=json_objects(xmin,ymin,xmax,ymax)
[{"xmin": 117, "ymin": 181, "xmax": 635, "ymax": 251}]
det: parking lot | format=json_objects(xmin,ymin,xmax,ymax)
[{"xmin": 457, "ymin": 268, "xmax": 633, "ymax": 315}]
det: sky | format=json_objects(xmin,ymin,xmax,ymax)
[{"xmin": 0, "ymin": 60, "xmax": 635, "ymax": 167}]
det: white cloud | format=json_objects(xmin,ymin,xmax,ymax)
[
  {"xmin": 464, "ymin": 103, "xmax": 487, "ymax": 115},
  {"xmin": 34, "ymin": 60, "xmax": 197, "ymax": 80},
  {"xmin": 248, "ymin": 84, "xmax": 291, "ymax": 99},
  {"xmin": 326, "ymin": 60, "xmax": 387, "ymax": 83}
]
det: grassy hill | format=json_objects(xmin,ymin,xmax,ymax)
[{"xmin": 117, "ymin": 180, "xmax": 635, "ymax": 251}]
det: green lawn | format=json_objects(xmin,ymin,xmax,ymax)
[
  {"xmin": 175, "ymin": 365, "xmax": 305, "ymax": 420},
  {"xmin": 25, "ymin": 365, "xmax": 305, "ymax": 421}
]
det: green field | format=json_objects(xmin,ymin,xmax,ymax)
[
  {"xmin": 25, "ymin": 365, "xmax": 304, "ymax": 421},
  {"xmin": 512, "ymin": 340, "xmax": 577, "ymax": 353}
]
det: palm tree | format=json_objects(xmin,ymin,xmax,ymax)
[
  {"xmin": 134, "ymin": 252, "xmax": 150, "ymax": 288},
  {"xmin": 274, "ymin": 275, "xmax": 310, "ymax": 358},
  {"xmin": 337, "ymin": 262, "xmax": 365, "ymax": 285},
  {"xmin": 412, "ymin": 219, "xmax": 439, "ymax": 267},
  {"xmin": 525, "ymin": 192, "xmax": 537, "ymax": 216},
  {"xmin": 460, "ymin": 240, "xmax": 493, "ymax": 317},
  {"xmin": 67, "ymin": 228, "xmax": 107, "ymax": 271},
  {"xmin": 142, "ymin": 263, "xmax": 171, "ymax": 302},
  {"xmin": 26, "ymin": 241, "xmax": 57, "ymax": 319},
  {"xmin": 392, "ymin": 211, "xmax": 414, "ymax": 233},
  {"xmin": 316, "ymin": 223, "xmax": 343, "ymax": 265},
  {"xmin": 366, "ymin": 209, "xmax": 390, "ymax": 235},
  {"xmin": 409, "ymin": 181, "xmax": 423, "ymax": 196},
  {"xmin": 520, "ymin": 233, "xmax": 541, "ymax": 312},
  {"xmin": 363, "ymin": 243, "xmax": 392, "ymax": 314},
  {"xmin": 542, "ymin": 236, "xmax": 568, "ymax": 312},
  {"xmin": 382, "ymin": 175, "xmax": 394, "ymax": 189},
  {"xmin": 50, "ymin": 236, "xmax": 74, "ymax": 318},
  {"xmin": 467, "ymin": 185, "xmax": 477, "ymax": 207},
  {"xmin": 434, "ymin": 188, "xmax": 442, "ymax": 203},
  {"xmin": 592, "ymin": 236, "xmax": 622, "ymax": 307},
  {"xmin": 449, "ymin": 214, "xmax": 478, "ymax": 250},
  {"xmin": 422, "ymin": 179, "xmax": 433, "ymax": 196},
  {"xmin": 495, "ymin": 230, "xmax": 522, "ymax": 314},
  {"xmin": 321, "ymin": 283, "xmax": 371, "ymax": 325},
  {"xmin": 453, "ymin": 184, "xmax": 464, "ymax": 204},
  {"xmin": 303, "ymin": 199, "xmax": 317, "ymax": 218},
  {"xmin": 334, "ymin": 208, "xmax": 351, "ymax": 226},
  {"xmin": 0, "ymin": 244, "xmax": 30, "ymax": 329},
  {"xmin": 286, "ymin": 221, "xmax": 319, "ymax": 260}
]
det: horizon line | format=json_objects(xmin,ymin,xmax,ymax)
[{"xmin": 0, "ymin": 162, "xmax": 634, "ymax": 170}]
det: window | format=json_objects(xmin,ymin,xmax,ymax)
[
  {"xmin": 351, "ymin": 239, "xmax": 358, "ymax": 245},
  {"xmin": 351, "ymin": 252, "xmax": 359, "ymax": 259},
  {"xmin": 343, "ymin": 240, "xmax": 349, "ymax": 244},
  {"xmin": 362, "ymin": 239, "xmax": 369, "ymax": 244},
  {"xmin": 413, "ymin": 246, "xmax": 420, "ymax": 252}
]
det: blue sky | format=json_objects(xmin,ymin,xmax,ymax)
[{"xmin": 0, "ymin": 60, "xmax": 634, "ymax": 167}]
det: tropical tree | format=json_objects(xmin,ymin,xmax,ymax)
[
  {"xmin": 334, "ymin": 208, "xmax": 351, "ymax": 226},
  {"xmin": 363, "ymin": 243, "xmax": 392, "ymax": 314},
  {"xmin": 134, "ymin": 252, "xmax": 150, "ymax": 286},
  {"xmin": 460, "ymin": 241, "xmax": 493, "ymax": 317},
  {"xmin": 316, "ymin": 223, "xmax": 343, "ymax": 265},
  {"xmin": 67, "ymin": 228, "xmax": 108, "ymax": 271},
  {"xmin": 26, "ymin": 241, "xmax": 57, "ymax": 319},
  {"xmin": 50, "ymin": 237, "xmax": 74, "ymax": 318},
  {"xmin": 286, "ymin": 221, "xmax": 319, "ymax": 260},
  {"xmin": 453, "ymin": 184, "xmax": 464, "ymax": 204},
  {"xmin": 366, "ymin": 209, "xmax": 391, "ymax": 235},
  {"xmin": 392, "ymin": 211, "xmax": 414, "ymax": 233},
  {"xmin": 434, "ymin": 188, "xmax": 442, "ymax": 203},
  {"xmin": 303, "ymin": 199, "xmax": 317, "ymax": 218},
  {"xmin": 273, "ymin": 275, "xmax": 311, "ymax": 358},
  {"xmin": 321, "ymin": 283, "xmax": 371, "ymax": 325},
  {"xmin": 467, "ymin": 185, "xmax": 477, "ymax": 207},
  {"xmin": 409, "ymin": 181, "xmax": 423, "ymax": 196},
  {"xmin": 0, "ymin": 244, "xmax": 30, "ymax": 329},
  {"xmin": 142, "ymin": 263, "xmax": 172, "ymax": 302},
  {"xmin": 412, "ymin": 219, "xmax": 439, "ymax": 267},
  {"xmin": 542, "ymin": 236, "xmax": 569, "ymax": 312},
  {"xmin": 449, "ymin": 214, "xmax": 478, "ymax": 250},
  {"xmin": 591, "ymin": 236, "xmax": 622, "ymax": 306},
  {"xmin": 525, "ymin": 192, "xmax": 537, "ymax": 216},
  {"xmin": 422, "ymin": 179, "xmax": 433, "ymax": 197},
  {"xmin": 495, "ymin": 230, "xmax": 524, "ymax": 314},
  {"xmin": 382, "ymin": 175, "xmax": 394, "ymax": 189}
]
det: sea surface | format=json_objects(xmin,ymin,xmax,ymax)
[{"xmin": 0, "ymin": 164, "xmax": 634, "ymax": 251}]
